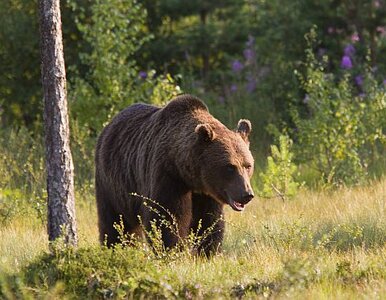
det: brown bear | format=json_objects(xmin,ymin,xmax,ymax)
[{"xmin": 95, "ymin": 94, "xmax": 254, "ymax": 255}]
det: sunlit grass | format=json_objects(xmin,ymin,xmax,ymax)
[
  {"xmin": 0, "ymin": 217, "xmax": 47, "ymax": 274},
  {"xmin": 0, "ymin": 179, "xmax": 385, "ymax": 298}
]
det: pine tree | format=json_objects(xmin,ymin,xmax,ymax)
[{"xmin": 39, "ymin": 0, "xmax": 77, "ymax": 245}]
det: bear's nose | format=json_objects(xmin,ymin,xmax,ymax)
[{"xmin": 242, "ymin": 191, "xmax": 254, "ymax": 203}]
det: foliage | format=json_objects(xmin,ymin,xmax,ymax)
[
  {"xmin": 292, "ymin": 29, "xmax": 386, "ymax": 185},
  {"xmin": 135, "ymin": 71, "xmax": 182, "ymax": 107},
  {"xmin": 139, "ymin": 0, "xmax": 249, "ymax": 78},
  {"xmin": 0, "ymin": 0, "xmax": 40, "ymax": 126},
  {"xmin": 20, "ymin": 244, "xmax": 179, "ymax": 299},
  {"xmin": 0, "ymin": 189, "xmax": 25, "ymax": 225},
  {"xmin": 66, "ymin": 0, "xmax": 182, "ymax": 133},
  {"xmin": 67, "ymin": 0, "xmax": 148, "ymax": 132},
  {"xmin": 259, "ymin": 135, "xmax": 299, "ymax": 200},
  {"xmin": 0, "ymin": 127, "xmax": 46, "ymax": 223},
  {"xmin": 0, "ymin": 0, "xmax": 386, "ymax": 140},
  {"xmin": 208, "ymin": 34, "xmax": 276, "ymax": 150}
]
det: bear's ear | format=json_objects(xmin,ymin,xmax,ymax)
[
  {"xmin": 195, "ymin": 123, "xmax": 216, "ymax": 142},
  {"xmin": 237, "ymin": 119, "xmax": 252, "ymax": 141}
]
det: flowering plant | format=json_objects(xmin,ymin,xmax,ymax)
[{"xmin": 292, "ymin": 29, "xmax": 386, "ymax": 185}]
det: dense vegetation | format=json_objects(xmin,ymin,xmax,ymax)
[{"xmin": 0, "ymin": 0, "xmax": 385, "ymax": 298}]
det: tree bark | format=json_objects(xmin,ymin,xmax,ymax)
[{"xmin": 39, "ymin": 0, "xmax": 77, "ymax": 246}]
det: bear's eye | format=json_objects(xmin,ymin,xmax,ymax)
[
  {"xmin": 245, "ymin": 164, "xmax": 252, "ymax": 171},
  {"xmin": 226, "ymin": 164, "xmax": 237, "ymax": 173}
]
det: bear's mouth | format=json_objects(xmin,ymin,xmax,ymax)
[
  {"xmin": 228, "ymin": 200, "xmax": 245, "ymax": 212},
  {"xmin": 224, "ymin": 191, "xmax": 246, "ymax": 212}
]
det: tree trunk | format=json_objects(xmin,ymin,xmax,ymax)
[{"xmin": 38, "ymin": 0, "xmax": 77, "ymax": 246}]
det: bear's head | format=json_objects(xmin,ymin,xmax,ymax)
[{"xmin": 195, "ymin": 119, "xmax": 255, "ymax": 211}]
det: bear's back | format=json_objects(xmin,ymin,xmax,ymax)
[
  {"xmin": 109, "ymin": 95, "xmax": 207, "ymax": 128},
  {"xmin": 113, "ymin": 103, "xmax": 160, "ymax": 127},
  {"xmin": 96, "ymin": 103, "xmax": 160, "ymax": 174}
]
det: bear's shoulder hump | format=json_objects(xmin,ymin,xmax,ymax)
[{"xmin": 162, "ymin": 94, "xmax": 208, "ymax": 115}]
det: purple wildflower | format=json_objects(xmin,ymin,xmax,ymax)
[
  {"xmin": 231, "ymin": 60, "xmax": 243, "ymax": 73},
  {"xmin": 246, "ymin": 76, "xmax": 256, "ymax": 93},
  {"xmin": 230, "ymin": 84, "xmax": 238, "ymax": 93},
  {"xmin": 341, "ymin": 55, "xmax": 353, "ymax": 69},
  {"xmin": 344, "ymin": 44, "xmax": 355, "ymax": 57},
  {"xmin": 139, "ymin": 71, "xmax": 147, "ymax": 79},
  {"xmin": 218, "ymin": 96, "xmax": 225, "ymax": 104},
  {"xmin": 383, "ymin": 79, "xmax": 386, "ymax": 85},
  {"xmin": 355, "ymin": 75, "xmax": 364, "ymax": 86},
  {"xmin": 243, "ymin": 49, "xmax": 255, "ymax": 62}
]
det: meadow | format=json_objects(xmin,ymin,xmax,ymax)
[{"xmin": 1, "ymin": 173, "xmax": 385, "ymax": 298}]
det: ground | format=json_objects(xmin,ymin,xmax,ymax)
[{"xmin": 0, "ymin": 179, "xmax": 385, "ymax": 299}]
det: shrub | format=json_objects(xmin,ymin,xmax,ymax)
[
  {"xmin": 259, "ymin": 135, "xmax": 299, "ymax": 200},
  {"xmin": 292, "ymin": 28, "xmax": 386, "ymax": 185},
  {"xmin": 21, "ymin": 244, "xmax": 179, "ymax": 299}
]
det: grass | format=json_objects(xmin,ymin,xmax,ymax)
[{"xmin": 0, "ymin": 178, "xmax": 385, "ymax": 299}]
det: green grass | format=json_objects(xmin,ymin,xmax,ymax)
[{"xmin": 0, "ymin": 179, "xmax": 385, "ymax": 299}]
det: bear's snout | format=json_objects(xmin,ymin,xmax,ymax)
[
  {"xmin": 224, "ymin": 186, "xmax": 254, "ymax": 212},
  {"xmin": 241, "ymin": 190, "xmax": 254, "ymax": 204}
]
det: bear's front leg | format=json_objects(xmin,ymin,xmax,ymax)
[
  {"xmin": 142, "ymin": 181, "xmax": 192, "ymax": 250},
  {"xmin": 191, "ymin": 193, "xmax": 224, "ymax": 256}
]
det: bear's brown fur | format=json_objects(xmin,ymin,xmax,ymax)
[{"xmin": 95, "ymin": 94, "xmax": 254, "ymax": 255}]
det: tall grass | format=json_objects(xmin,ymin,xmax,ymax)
[{"xmin": 1, "ymin": 177, "xmax": 385, "ymax": 298}]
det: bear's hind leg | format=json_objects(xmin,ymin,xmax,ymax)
[
  {"xmin": 96, "ymin": 202, "xmax": 120, "ymax": 246},
  {"xmin": 99, "ymin": 207, "xmax": 141, "ymax": 247},
  {"xmin": 95, "ymin": 181, "xmax": 124, "ymax": 247}
]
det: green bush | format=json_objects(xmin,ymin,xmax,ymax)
[
  {"xmin": 292, "ymin": 29, "xmax": 386, "ymax": 186},
  {"xmin": 259, "ymin": 135, "xmax": 299, "ymax": 200},
  {"xmin": 17, "ymin": 244, "xmax": 178, "ymax": 299}
]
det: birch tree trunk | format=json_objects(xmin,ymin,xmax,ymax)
[{"xmin": 38, "ymin": 0, "xmax": 77, "ymax": 245}]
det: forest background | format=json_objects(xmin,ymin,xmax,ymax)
[{"xmin": 1, "ymin": 0, "xmax": 386, "ymax": 188}]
